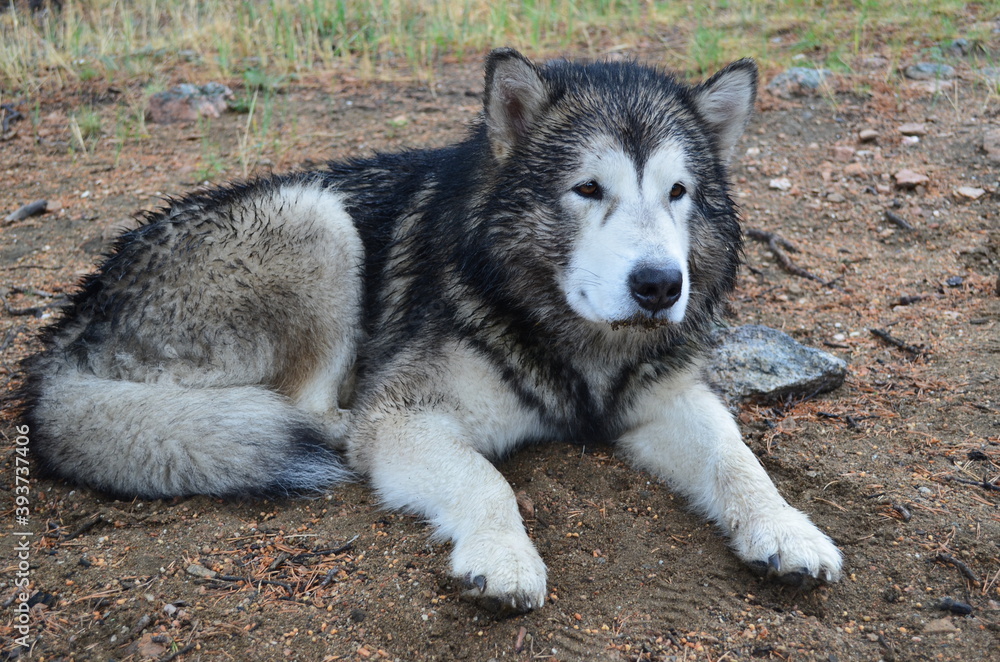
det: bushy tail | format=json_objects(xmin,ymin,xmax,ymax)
[{"xmin": 23, "ymin": 364, "xmax": 351, "ymax": 499}]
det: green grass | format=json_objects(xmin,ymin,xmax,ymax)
[
  {"xmin": 1, "ymin": 0, "xmax": 991, "ymax": 93},
  {"xmin": 2, "ymin": 0, "xmax": 990, "ymax": 180}
]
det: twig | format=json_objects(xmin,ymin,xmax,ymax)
[
  {"xmin": 156, "ymin": 643, "xmax": 196, "ymax": 662},
  {"xmin": 747, "ymin": 227, "xmax": 798, "ymax": 253},
  {"xmin": 2, "ymin": 289, "xmax": 67, "ymax": 317},
  {"xmin": 8, "ymin": 286, "xmax": 59, "ymax": 298},
  {"xmin": 884, "ymin": 209, "xmax": 915, "ymax": 231},
  {"xmin": 814, "ymin": 411, "xmax": 871, "ymax": 430},
  {"xmin": 1, "ymin": 102, "xmax": 24, "ymax": 135},
  {"xmin": 891, "ymin": 503, "xmax": 912, "ymax": 522},
  {"xmin": 2, "ymin": 301, "xmax": 66, "ymax": 316},
  {"xmin": 266, "ymin": 552, "xmax": 291, "ymax": 572},
  {"xmin": 0, "ymin": 324, "xmax": 25, "ymax": 353},
  {"xmin": 317, "ymin": 567, "xmax": 342, "ymax": 589},
  {"xmin": 1, "ymin": 264, "xmax": 62, "ymax": 271},
  {"xmin": 212, "ymin": 574, "xmax": 295, "ymax": 593},
  {"xmin": 62, "ymin": 513, "xmax": 105, "ymax": 542},
  {"xmin": 812, "ymin": 497, "xmax": 848, "ymax": 512},
  {"xmin": 870, "ymin": 328, "xmax": 926, "ymax": 355},
  {"xmin": 746, "ymin": 227, "xmax": 844, "ymax": 290},
  {"xmin": 124, "ymin": 614, "xmax": 152, "ymax": 642},
  {"xmin": 934, "ymin": 553, "xmax": 980, "ymax": 584},
  {"xmin": 286, "ymin": 535, "xmax": 358, "ymax": 563},
  {"xmin": 267, "ymin": 535, "xmax": 358, "ymax": 573},
  {"xmin": 946, "ymin": 476, "xmax": 1000, "ymax": 492}
]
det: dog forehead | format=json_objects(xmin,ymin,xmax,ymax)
[
  {"xmin": 545, "ymin": 60, "xmax": 692, "ymax": 119},
  {"xmin": 538, "ymin": 65, "xmax": 700, "ymax": 167},
  {"xmin": 551, "ymin": 111, "xmax": 695, "ymax": 184}
]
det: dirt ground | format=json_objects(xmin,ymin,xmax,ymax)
[{"xmin": 2, "ymin": 44, "xmax": 999, "ymax": 661}]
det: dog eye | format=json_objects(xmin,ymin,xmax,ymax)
[
  {"xmin": 669, "ymin": 183, "xmax": 686, "ymax": 200},
  {"xmin": 573, "ymin": 181, "xmax": 602, "ymax": 199}
]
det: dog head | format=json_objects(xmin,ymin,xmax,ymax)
[{"xmin": 483, "ymin": 49, "xmax": 756, "ymax": 329}]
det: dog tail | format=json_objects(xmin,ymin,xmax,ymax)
[{"xmin": 22, "ymin": 361, "xmax": 351, "ymax": 499}]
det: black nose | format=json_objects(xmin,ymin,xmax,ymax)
[{"xmin": 628, "ymin": 265, "xmax": 684, "ymax": 313}]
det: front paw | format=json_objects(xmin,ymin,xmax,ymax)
[
  {"xmin": 731, "ymin": 504, "xmax": 842, "ymax": 587},
  {"xmin": 452, "ymin": 532, "xmax": 547, "ymax": 614}
]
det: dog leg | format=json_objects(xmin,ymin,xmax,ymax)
[
  {"xmin": 351, "ymin": 409, "xmax": 547, "ymax": 613},
  {"xmin": 617, "ymin": 368, "xmax": 842, "ymax": 585},
  {"xmin": 292, "ymin": 350, "xmax": 356, "ymax": 446}
]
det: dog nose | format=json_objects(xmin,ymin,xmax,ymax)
[{"xmin": 628, "ymin": 265, "xmax": 684, "ymax": 313}]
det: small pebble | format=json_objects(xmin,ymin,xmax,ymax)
[
  {"xmin": 185, "ymin": 563, "xmax": 216, "ymax": 579},
  {"xmin": 945, "ymin": 276, "xmax": 963, "ymax": 288},
  {"xmin": 939, "ymin": 597, "xmax": 973, "ymax": 615},
  {"xmin": 955, "ymin": 186, "xmax": 985, "ymax": 200},
  {"xmin": 832, "ymin": 145, "xmax": 856, "ymax": 162},
  {"xmin": 894, "ymin": 169, "xmax": 929, "ymax": 189},
  {"xmin": 899, "ymin": 122, "xmax": 927, "ymax": 136},
  {"xmin": 923, "ymin": 617, "xmax": 960, "ymax": 634},
  {"xmin": 859, "ymin": 128, "xmax": 879, "ymax": 143},
  {"xmin": 843, "ymin": 163, "xmax": 866, "ymax": 178}
]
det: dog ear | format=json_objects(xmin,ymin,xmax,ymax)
[
  {"xmin": 692, "ymin": 59, "xmax": 758, "ymax": 161},
  {"xmin": 484, "ymin": 48, "xmax": 548, "ymax": 161}
]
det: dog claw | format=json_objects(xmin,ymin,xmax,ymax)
[
  {"xmin": 461, "ymin": 590, "xmax": 535, "ymax": 616},
  {"xmin": 462, "ymin": 573, "xmax": 488, "ymax": 593},
  {"xmin": 775, "ymin": 569, "xmax": 823, "ymax": 590},
  {"xmin": 747, "ymin": 556, "xmax": 828, "ymax": 591}
]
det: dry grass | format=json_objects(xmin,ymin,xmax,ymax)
[{"xmin": 1, "ymin": 0, "xmax": 993, "ymax": 92}]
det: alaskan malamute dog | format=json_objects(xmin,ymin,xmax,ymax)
[{"xmin": 23, "ymin": 49, "xmax": 841, "ymax": 613}]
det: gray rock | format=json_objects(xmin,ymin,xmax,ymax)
[
  {"xmin": 766, "ymin": 67, "xmax": 833, "ymax": 98},
  {"xmin": 904, "ymin": 62, "xmax": 956, "ymax": 81},
  {"xmin": 943, "ymin": 38, "xmax": 971, "ymax": 57},
  {"xmin": 5, "ymin": 199, "xmax": 47, "ymax": 222},
  {"xmin": 980, "ymin": 67, "xmax": 1000, "ymax": 88},
  {"xmin": 983, "ymin": 129, "xmax": 1000, "ymax": 163},
  {"xmin": 706, "ymin": 325, "xmax": 847, "ymax": 403},
  {"xmin": 147, "ymin": 82, "xmax": 234, "ymax": 124},
  {"xmin": 185, "ymin": 563, "xmax": 217, "ymax": 579}
]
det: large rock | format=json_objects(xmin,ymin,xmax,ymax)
[
  {"xmin": 147, "ymin": 82, "xmax": 234, "ymax": 123},
  {"xmin": 904, "ymin": 62, "xmax": 956, "ymax": 80},
  {"xmin": 766, "ymin": 68, "xmax": 833, "ymax": 98},
  {"xmin": 706, "ymin": 325, "xmax": 847, "ymax": 403}
]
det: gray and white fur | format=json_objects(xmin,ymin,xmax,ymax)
[{"xmin": 22, "ymin": 49, "xmax": 842, "ymax": 613}]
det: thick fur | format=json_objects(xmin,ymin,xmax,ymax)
[{"xmin": 22, "ymin": 49, "xmax": 841, "ymax": 613}]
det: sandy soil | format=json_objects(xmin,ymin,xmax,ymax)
[{"xmin": 1, "ymin": 47, "xmax": 998, "ymax": 661}]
